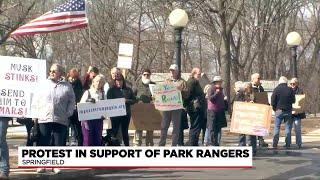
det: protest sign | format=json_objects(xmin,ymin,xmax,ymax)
[
  {"xmin": 152, "ymin": 83, "xmax": 184, "ymax": 111},
  {"xmin": 292, "ymin": 94, "xmax": 305, "ymax": 114},
  {"xmin": 0, "ymin": 56, "xmax": 46, "ymax": 118},
  {"xmin": 230, "ymin": 102, "xmax": 272, "ymax": 136},
  {"xmin": 77, "ymin": 98, "xmax": 126, "ymax": 121},
  {"xmin": 149, "ymin": 84, "xmax": 156, "ymax": 96},
  {"xmin": 129, "ymin": 103, "xmax": 162, "ymax": 130},
  {"xmin": 117, "ymin": 43, "xmax": 134, "ymax": 69},
  {"xmin": 253, "ymin": 92, "xmax": 269, "ymax": 105}
]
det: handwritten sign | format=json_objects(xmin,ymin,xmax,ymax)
[
  {"xmin": 129, "ymin": 103, "xmax": 162, "ymax": 130},
  {"xmin": 77, "ymin": 98, "xmax": 126, "ymax": 121},
  {"xmin": 0, "ymin": 56, "xmax": 46, "ymax": 118},
  {"xmin": 117, "ymin": 43, "xmax": 134, "ymax": 69},
  {"xmin": 152, "ymin": 83, "xmax": 183, "ymax": 111},
  {"xmin": 230, "ymin": 102, "xmax": 272, "ymax": 136},
  {"xmin": 292, "ymin": 94, "xmax": 305, "ymax": 114}
]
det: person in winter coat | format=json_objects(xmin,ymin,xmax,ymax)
[
  {"xmin": 80, "ymin": 74, "xmax": 106, "ymax": 146},
  {"xmin": 67, "ymin": 68, "xmax": 83, "ymax": 146},
  {"xmin": 231, "ymin": 81, "xmax": 257, "ymax": 155},
  {"xmin": 207, "ymin": 76, "xmax": 227, "ymax": 146},
  {"xmin": 289, "ymin": 78, "xmax": 305, "ymax": 148},
  {"xmin": 36, "ymin": 63, "xmax": 75, "ymax": 174},
  {"xmin": 271, "ymin": 76, "xmax": 295, "ymax": 149},
  {"xmin": 186, "ymin": 68, "xmax": 205, "ymax": 146},
  {"xmin": 159, "ymin": 64, "xmax": 190, "ymax": 146},
  {"xmin": 132, "ymin": 69, "xmax": 156, "ymax": 146},
  {"xmin": 251, "ymin": 73, "xmax": 269, "ymax": 147},
  {"xmin": 107, "ymin": 74, "xmax": 136, "ymax": 146}
]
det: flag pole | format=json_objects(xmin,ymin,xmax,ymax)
[{"xmin": 85, "ymin": 0, "xmax": 93, "ymax": 66}]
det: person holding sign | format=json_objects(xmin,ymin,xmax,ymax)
[
  {"xmin": 207, "ymin": 76, "xmax": 227, "ymax": 146},
  {"xmin": 289, "ymin": 78, "xmax": 305, "ymax": 148},
  {"xmin": 271, "ymin": 76, "xmax": 295, "ymax": 149},
  {"xmin": 36, "ymin": 64, "xmax": 75, "ymax": 174},
  {"xmin": 107, "ymin": 74, "xmax": 136, "ymax": 146},
  {"xmin": 231, "ymin": 81, "xmax": 257, "ymax": 155},
  {"xmin": 132, "ymin": 69, "xmax": 156, "ymax": 146},
  {"xmin": 159, "ymin": 64, "xmax": 189, "ymax": 146},
  {"xmin": 80, "ymin": 74, "xmax": 106, "ymax": 146},
  {"xmin": 251, "ymin": 73, "xmax": 269, "ymax": 147}
]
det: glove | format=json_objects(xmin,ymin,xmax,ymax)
[{"xmin": 86, "ymin": 98, "xmax": 96, "ymax": 103}]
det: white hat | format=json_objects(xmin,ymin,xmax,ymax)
[
  {"xmin": 213, "ymin": 76, "xmax": 223, "ymax": 82},
  {"xmin": 169, "ymin": 64, "xmax": 179, "ymax": 71}
]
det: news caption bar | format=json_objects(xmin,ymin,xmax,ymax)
[{"xmin": 18, "ymin": 147, "xmax": 252, "ymax": 168}]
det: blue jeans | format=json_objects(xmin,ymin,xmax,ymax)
[
  {"xmin": 293, "ymin": 116, "xmax": 302, "ymax": 146},
  {"xmin": 159, "ymin": 110, "xmax": 182, "ymax": 146},
  {"xmin": 272, "ymin": 110, "xmax": 293, "ymax": 147},
  {"xmin": 0, "ymin": 118, "xmax": 10, "ymax": 175}
]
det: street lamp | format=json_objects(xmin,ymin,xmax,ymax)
[
  {"xmin": 286, "ymin": 31, "xmax": 301, "ymax": 78},
  {"xmin": 169, "ymin": 9, "xmax": 189, "ymax": 72}
]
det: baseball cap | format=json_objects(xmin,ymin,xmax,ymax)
[
  {"xmin": 213, "ymin": 76, "xmax": 223, "ymax": 82},
  {"xmin": 169, "ymin": 64, "xmax": 179, "ymax": 71}
]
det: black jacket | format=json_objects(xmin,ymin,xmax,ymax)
[
  {"xmin": 186, "ymin": 77, "xmax": 205, "ymax": 112},
  {"xmin": 107, "ymin": 86, "xmax": 136, "ymax": 116},
  {"xmin": 271, "ymin": 83, "xmax": 295, "ymax": 112},
  {"xmin": 69, "ymin": 78, "xmax": 83, "ymax": 103},
  {"xmin": 133, "ymin": 80, "xmax": 155, "ymax": 103},
  {"xmin": 252, "ymin": 84, "xmax": 264, "ymax": 93}
]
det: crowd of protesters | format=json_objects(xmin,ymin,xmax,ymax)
[{"xmin": 0, "ymin": 62, "xmax": 306, "ymax": 178}]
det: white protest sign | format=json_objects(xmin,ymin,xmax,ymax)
[
  {"xmin": 0, "ymin": 56, "xmax": 46, "ymax": 118},
  {"xmin": 149, "ymin": 84, "xmax": 156, "ymax": 96},
  {"xmin": 117, "ymin": 43, "xmax": 133, "ymax": 69},
  {"xmin": 118, "ymin": 43, "xmax": 134, "ymax": 56},
  {"xmin": 77, "ymin": 98, "xmax": 126, "ymax": 121}
]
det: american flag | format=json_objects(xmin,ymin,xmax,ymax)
[{"xmin": 11, "ymin": 0, "xmax": 88, "ymax": 36}]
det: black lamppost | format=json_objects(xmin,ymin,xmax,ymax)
[
  {"xmin": 286, "ymin": 31, "xmax": 302, "ymax": 78},
  {"xmin": 169, "ymin": 9, "xmax": 189, "ymax": 72}
]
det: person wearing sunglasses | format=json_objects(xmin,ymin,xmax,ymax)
[
  {"xmin": 132, "ymin": 69, "xmax": 156, "ymax": 146},
  {"xmin": 289, "ymin": 78, "xmax": 305, "ymax": 148},
  {"xmin": 36, "ymin": 63, "xmax": 75, "ymax": 174}
]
